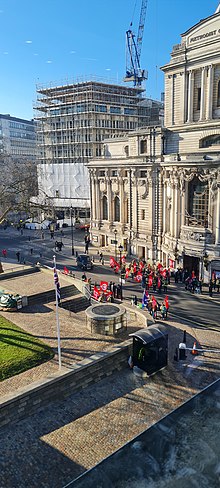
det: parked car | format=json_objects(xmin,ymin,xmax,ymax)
[{"xmin": 76, "ymin": 254, "xmax": 93, "ymax": 271}]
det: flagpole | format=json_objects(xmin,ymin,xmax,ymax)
[{"xmin": 53, "ymin": 255, "xmax": 62, "ymax": 369}]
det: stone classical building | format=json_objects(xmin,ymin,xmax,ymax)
[{"xmin": 88, "ymin": 6, "xmax": 220, "ymax": 279}]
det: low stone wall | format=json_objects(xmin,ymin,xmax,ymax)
[
  {"xmin": 0, "ymin": 266, "xmax": 39, "ymax": 281},
  {"xmin": 0, "ymin": 340, "xmax": 132, "ymax": 429}
]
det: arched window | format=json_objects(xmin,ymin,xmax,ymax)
[
  {"xmin": 102, "ymin": 195, "xmax": 108, "ymax": 220},
  {"xmin": 199, "ymin": 135, "xmax": 220, "ymax": 148},
  {"xmin": 140, "ymin": 139, "xmax": 147, "ymax": 154},
  {"xmin": 188, "ymin": 177, "xmax": 209, "ymax": 227},
  {"xmin": 114, "ymin": 196, "xmax": 120, "ymax": 222}
]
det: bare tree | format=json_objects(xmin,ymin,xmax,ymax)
[{"xmin": 0, "ymin": 154, "xmax": 38, "ymax": 221}]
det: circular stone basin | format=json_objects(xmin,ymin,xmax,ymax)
[
  {"xmin": 86, "ymin": 303, "xmax": 126, "ymax": 336},
  {"xmin": 92, "ymin": 304, "xmax": 120, "ymax": 316}
]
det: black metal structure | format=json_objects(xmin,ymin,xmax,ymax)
[{"xmin": 130, "ymin": 325, "xmax": 168, "ymax": 375}]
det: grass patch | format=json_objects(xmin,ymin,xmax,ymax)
[{"xmin": 0, "ymin": 316, "xmax": 54, "ymax": 381}]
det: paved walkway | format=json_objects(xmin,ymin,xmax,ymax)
[{"xmin": 0, "ymin": 266, "xmax": 220, "ymax": 487}]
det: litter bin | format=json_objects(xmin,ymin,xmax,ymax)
[{"xmin": 130, "ymin": 325, "xmax": 168, "ymax": 375}]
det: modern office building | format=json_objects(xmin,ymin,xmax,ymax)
[
  {"xmin": 34, "ymin": 79, "xmax": 163, "ymax": 221},
  {"xmin": 88, "ymin": 5, "xmax": 220, "ymax": 279},
  {"xmin": 0, "ymin": 114, "xmax": 36, "ymax": 160}
]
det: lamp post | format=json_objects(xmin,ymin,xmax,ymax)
[
  {"xmin": 114, "ymin": 229, "xmax": 117, "ymax": 261},
  {"xmin": 201, "ymin": 250, "xmax": 209, "ymax": 280},
  {"xmin": 70, "ymin": 206, "xmax": 74, "ymax": 256},
  {"xmin": 118, "ymin": 244, "xmax": 123, "ymax": 301},
  {"xmin": 174, "ymin": 240, "xmax": 179, "ymax": 264}
]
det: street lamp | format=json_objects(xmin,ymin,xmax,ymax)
[
  {"xmin": 114, "ymin": 229, "xmax": 117, "ymax": 260},
  {"xmin": 118, "ymin": 244, "xmax": 123, "ymax": 267},
  {"xmin": 118, "ymin": 244, "xmax": 123, "ymax": 301},
  {"xmin": 174, "ymin": 240, "xmax": 179, "ymax": 263},
  {"xmin": 70, "ymin": 206, "xmax": 74, "ymax": 256},
  {"xmin": 201, "ymin": 250, "xmax": 209, "ymax": 279}
]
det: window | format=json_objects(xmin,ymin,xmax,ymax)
[
  {"xmin": 102, "ymin": 195, "xmax": 108, "ymax": 220},
  {"xmin": 99, "ymin": 170, "xmax": 105, "ymax": 176},
  {"xmin": 141, "ymin": 209, "xmax": 145, "ymax": 220},
  {"xmin": 140, "ymin": 170, "xmax": 147, "ymax": 178},
  {"xmin": 112, "ymin": 170, "xmax": 118, "ymax": 177},
  {"xmin": 197, "ymin": 87, "xmax": 201, "ymax": 111},
  {"xmin": 200, "ymin": 135, "xmax": 220, "ymax": 148},
  {"xmin": 114, "ymin": 196, "xmax": 120, "ymax": 222},
  {"xmin": 140, "ymin": 139, "xmax": 147, "ymax": 154},
  {"xmin": 217, "ymin": 80, "xmax": 220, "ymax": 107},
  {"xmin": 188, "ymin": 177, "xmax": 209, "ymax": 227},
  {"xmin": 124, "ymin": 145, "xmax": 129, "ymax": 157},
  {"xmin": 110, "ymin": 106, "xmax": 121, "ymax": 114}
]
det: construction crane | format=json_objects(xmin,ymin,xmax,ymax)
[{"xmin": 124, "ymin": 0, "xmax": 148, "ymax": 86}]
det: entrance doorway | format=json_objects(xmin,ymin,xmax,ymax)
[{"xmin": 183, "ymin": 255, "xmax": 200, "ymax": 275}]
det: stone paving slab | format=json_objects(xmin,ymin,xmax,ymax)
[{"xmin": 0, "ymin": 268, "xmax": 220, "ymax": 487}]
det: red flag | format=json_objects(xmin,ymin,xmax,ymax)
[
  {"xmin": 100, "ymin": 281, "xmax": 108, "ymax": 292},
  {"xmin": 133, "ymin": 262, "xmax": 137, "ymax": 274},
  {"xmin": 135, "ymin": 272, "xmax": 142, "ymax": 282},
  {"xmin": 164, "ymin": 296, "xmax": 169, "ymax": 309},
  {"xmin": 148, "ymin": 275, "xmax": 153, "ymax": 287},
  {"xmin": 125, "ymin": 268, "xmax": 130, "ymax": 279},
  {"xmin": 110, "ymin": 256, "xmax": 116, "ymax": 268},
  {"xmin": 121, "ymin": 255, "xmax": 126, "ymax": 264},
  {"xmin": 139, "ymin": 261, "xmax": 144, "ymax": 271},
  {"xmin": 157, "ymin": 276, "xmax": 161, "ymax": 288},
  {"xmin": 63, "ymin": 266, "xmax": 69, "ymax": 275},
  {"xmin": 114, "ymin": 264, "xmax": 120, "ymax": 273},
  {"xmin": 93, "ymin": 287, "xmax": 100, "ymax": 300},
  {"xmin": 162, "ymin": 269, "xmax": 167, "ymax": 278}
]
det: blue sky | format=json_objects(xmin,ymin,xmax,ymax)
[{"xmin": 0, "ymin": 0, "xmax": 218, "ymax": 120}]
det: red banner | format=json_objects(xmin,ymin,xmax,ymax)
[
  {"xmin": 148, "ymin": 275, "xmax": 153, "ymax": 287},
  {"xmin": 135, "ymin": 272, "xmax": 142, "ymax": 282},
  {"xmin": 125, "ymin": 268, "xmax": 130, "ymax": 279},
  {"xmin": 93, "ymin": 287, "xmax": 100, "ymax": 300},
  {"xmin": 100, "ymin": 281, "xmax": 108, "ymax": 292},
  {"xmin": 110, "ymin": 256, "xmax": 116, "ymax": 268},
  {"xmin": 169, "ymin": 259, "xmax": 175, "ymax": 269}
]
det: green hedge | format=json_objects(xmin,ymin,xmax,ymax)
[{"xmin": 0, "ymin": 316, "xmax": 54, "ymax": 381}]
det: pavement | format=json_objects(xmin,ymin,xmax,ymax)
[
  {"xmin": 0, "ymin": 232, "xmax": 220, "ymax": 488},
  {"xmin": 0, "ymin": 238, "xmax": 220, "ymax": 487}
]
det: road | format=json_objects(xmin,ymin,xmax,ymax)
[{"xmin": 1, "ymin": 225, "xmax": 220, "ymax": 331}]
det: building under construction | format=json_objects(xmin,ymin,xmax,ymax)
[{"xmin": 34, "ymin": 78, "xmax": 163, "ymax": 221}]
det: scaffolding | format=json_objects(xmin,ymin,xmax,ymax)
[{"xmin": 34, "ymin": 78, "xmax": 160, "ymax": 216}]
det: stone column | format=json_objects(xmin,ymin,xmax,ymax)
[
  {"xmin": 206, "ymin": 65, "xmax": 213, "ymax": 120},
  {"xmin": 200, "ymin": 67, "xmax": 206, "ymax": 121},
  {"xmin": 132, "ymin": 171, "xmax": 138, "ymax": 233},
  {"xmin": 174, "ymin": 182, "xmax": 179, "ymax": 238},
  {"xmin": 107, "ymin": 177, "xmax": 112, "ymax": 223},
  {"xmin": 119, "ymin": 175, "xmax": 124, "ymax": 224},
  {"xmin": 169, "ymin": 183, "xmax": 175, "ymax": 237},
  {"xmin": 91, "ymin": 175, "xmax": 96, "ymax": 221},
  {"xmin": 180, "ymin": 71, "xmax": 187, "ymax": 124},
  {"xmin": 95, "ymin": 176, "xmax": 100, "ymax": 221},
  {"xmin": 215, "ymin": 181, "xmax": 220, "ymax": 245},
  {"xmin": 171, "ymin": 75, "xmax": 175, "ymax": 125},
  {"xmin": 187, "ymin": 70, "xmax": 194, "ymax": 122}
]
